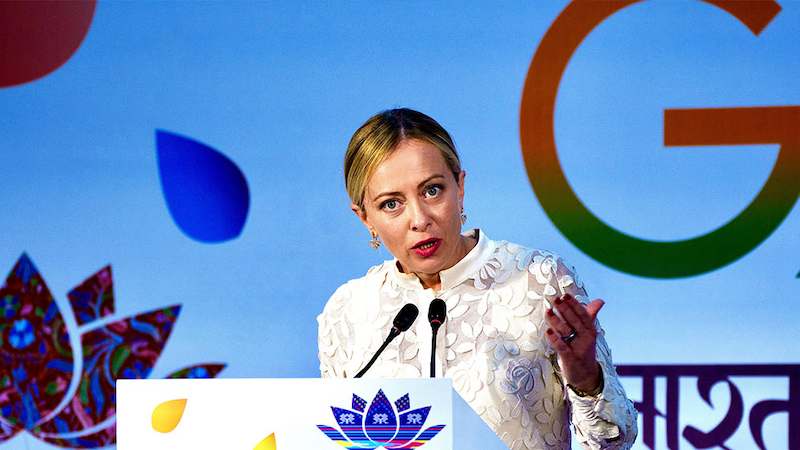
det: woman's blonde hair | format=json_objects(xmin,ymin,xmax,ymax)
[{"xmin": 344, "ymin": 108, "xmax": 461, "ymax": 211}]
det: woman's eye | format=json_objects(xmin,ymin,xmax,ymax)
[
  {"xmin": 381, "ymin": 199, "xmax": 398, "ymax": 210},
  {"xmin": 425, "ymin": 185, "xmax": 441, "ymax": 197}
]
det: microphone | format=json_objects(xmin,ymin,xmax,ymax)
[
  {"xmin": 428, "ymin": 298, "xmax": 447, "ymax": 377},
  {"xmin": 355, "ymin": 303, "xmax": 419, "ymax": 378}
]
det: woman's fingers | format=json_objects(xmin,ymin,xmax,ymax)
[
  {"xmin": 546, "ymin": 295, "xmax": 601, "ymax": 354},
  {"xmin": 554, "ymin": 294, "xmax": 604, "ymax": 331},
  {"xmin": 545, "ymin": 306, "xmax": 572, "ymax": 339},
  {"xmin": 549, "ymin": 295, "xmax": 589, "ymax": 334},
  {"xmin": 546, "ymin": 327, "xmax": 576, "ymax": 357},
  {"xmin": 554, "ymin": 295, "xmax": 585, "ymax": 333},
  {"xmin": 584, "ymin": 298, "xmax": 604, "ymax": 323},
  {"xmin": 545, "ymin": 295, "xmax": 607, "ymax": 390}
]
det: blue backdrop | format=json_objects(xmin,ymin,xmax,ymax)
[{"xmin": 1, "ymin": 1, "xmax": 798, "ymax": 448}]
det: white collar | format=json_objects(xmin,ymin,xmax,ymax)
[{"xmin": 388, "ymin": 229, "xmax": 495, "ymax": 293}]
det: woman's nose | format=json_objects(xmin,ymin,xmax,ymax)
[{"xmin": 409, "ymin": 200, "xmax": 431, "ymax": 231}]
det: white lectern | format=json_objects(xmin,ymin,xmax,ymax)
[{"xmin": 117, "ymin": 378, "xmax": 507, "ymax": 450}]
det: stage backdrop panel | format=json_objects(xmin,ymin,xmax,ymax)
[{"xmin": 1, "ymin": 1, "xmax": 798, "ymax": 449}]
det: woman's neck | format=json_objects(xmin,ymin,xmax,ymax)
[
  {"xmin": 413, "ymin": 234, "xmax": 477, "ymax": 291},
  {"xmin": 417, "ymin": 273, "xmax": 442, "ymax": 291}
]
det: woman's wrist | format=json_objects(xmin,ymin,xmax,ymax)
[
  {"xmin": 567, "ymin": 363, "xmax": 604, "ymax": 397},
  {"xmin": 568, "ymin": 375, "xmax": 604, "ymax": 397}
]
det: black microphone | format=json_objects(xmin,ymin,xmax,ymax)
[
  {"xmin": 355, "ymin": 303, "xmax": 419, "ymax": 378},
  {"xmin": 428, "ymin": 298, "xmax": 447, "ymax": 378}
]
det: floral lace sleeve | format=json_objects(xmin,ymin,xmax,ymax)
[
  {"xmin": 318, "ymin": 285, "xmax": 348, "ymax": 379},
  {"xmin": 551, "ymin": 258, "xmax": 638, "ymax": 449}
]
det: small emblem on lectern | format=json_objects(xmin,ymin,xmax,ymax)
[{"xmin": 317, "ymin": 389, "xmax": 445, "ymax": 449}]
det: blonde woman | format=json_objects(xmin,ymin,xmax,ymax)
[{"xmin": 318, "ymin": 108, "xmax": 637, "ymax": 449}]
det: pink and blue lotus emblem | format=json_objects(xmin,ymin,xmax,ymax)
[{"xmin": 317, "ymin": 389, "xmax": 445, "ymax": 449}]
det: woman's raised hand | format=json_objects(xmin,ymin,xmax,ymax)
[{"xmin": 545, "ymin": 294, "xmax": 604, "ymax": 392}]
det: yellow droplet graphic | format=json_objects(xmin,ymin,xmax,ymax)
[
  {"xmin": 253, "ymin": 433, "xmax": 276, "ymax": 450},
  {"xmin": 151, "ymin": 399, "xmax": 187, "ymax": 433}
]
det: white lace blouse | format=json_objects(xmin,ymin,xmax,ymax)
[{"xmin": 318, "ymin": 230, "xmax": 638, "ymax": 449}]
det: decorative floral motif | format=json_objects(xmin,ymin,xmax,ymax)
[
  {"xmin": 475, "ymin": 255, "xmax": 512, "ymax": 290},
  {"xmin": 67, "ymin": 265, "xmax": 114, "ymax": 326},
  {"xmin": 0, "ymin": 254, "xmax": 73, "ymax": 434},
  {"xmin": 486, "ymin": 398, "xmax": 518, "ymax": 434},
  {"xmin": 8, "ymin": 319, "xmax": 35, "ymax": 349},
  {"xmin": 0, "ymin": 295, "xmax": 20, "ymax": 319},
  {"xmin": 500, "ymin": 358, "xmax": 552, "ymax": 408},
  {"xmin": 484, "ymin": 327, "xmax": 521, "ymax": 361},
  {"xmin": 543, "ymin": 419, "xmax": 568, "ymax": 447},
  {"xmin": 318, "ymin": 389, "xmax": 445, "ymax": 449},
  {"xmin": 446, "ymin": 358, "xmax": 490, "ymax": 403},
  {"xmin": 520, "ymin": 427, "xmax": 544, "ymax": 450},
  {"xmin": 401, "ymin": 330, "xmax": 420, "ymax": 360},
  {"xmin": 0, "ymin": 254, "xmax": 226, "ymax": 448},
  {"xmin": 529, "ymin": 253, "xmax": 559, "ymax": 285}
]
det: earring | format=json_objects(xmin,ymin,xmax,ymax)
[
  {"xmin": 460, "ymin": 207, "xmax": 467, "ymax": 225},
  {"xmin": 369, "ymin": 232, "xmax": 381, "ymax": 250}
]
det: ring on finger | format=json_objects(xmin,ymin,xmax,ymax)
[{"xmin": 561, "ymin": 331, "xmax": 577, "ymax": 343}]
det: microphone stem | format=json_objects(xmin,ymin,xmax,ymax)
[
  {"xmin": 430, "ymin": 325, "xmax": 440, "ymax": 378},
  {"xmin": 355, "ymin": 327, "xmax": 399, "ymax": 378}
]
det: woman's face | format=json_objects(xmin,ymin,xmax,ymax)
[{"xmin": 352, "ymin": 138, "xmax": 466, "ymax": 286}]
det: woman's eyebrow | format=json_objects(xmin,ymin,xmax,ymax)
[
  {"xmin": 371, "ymin": 174, "xmax": 446, "ymax": 202},
  {"xmin": 417, "ymin": 174, "xmax": 445, "ymax": 189},
  {"xmin": 371, "ymin": 190, "xmax": 402, "ymax": 202}
]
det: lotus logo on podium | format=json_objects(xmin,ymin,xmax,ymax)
[
  {"xmin": 317, "ymin": 389, "xmax": 446, "ymax": 449},
  {"xmin": 117, "ymin": 379, "xmax": 457, "ymax": 449}
]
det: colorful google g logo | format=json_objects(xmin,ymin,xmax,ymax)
[{"xmin": 520, "ymin": 0, "xmax": 800, "ymax": 278}]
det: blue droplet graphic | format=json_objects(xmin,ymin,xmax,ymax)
[{"xmin": 156, "ymin": 130, "xmax": 249, "ymax": 243}]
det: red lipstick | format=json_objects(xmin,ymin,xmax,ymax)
[{"xmin": 412, "ymin": 238, "xmax": 440, "ymax": 258}]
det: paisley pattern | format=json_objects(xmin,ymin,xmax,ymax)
[
  {"xmin": 318, "ymin": 230, "xmax": 638, "ymax": 449},
  {"xmin": 68, "ymin": 266, "xmax": 115, "ymax": 326},
  {"xmin": 0, "ymin": 254, "xmax": 74, "ymax": 432},
  {"xmin": 36, "ymin": 306, "xmax": 182, "ymax": 435},
  {"xmin": 0, "ymin": 254, "xmax": 226, "ymax": 448}
]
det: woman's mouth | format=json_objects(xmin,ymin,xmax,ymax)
[{"xmin": 412, "ymin": 239, "xmax": 441, "ymax": 258}]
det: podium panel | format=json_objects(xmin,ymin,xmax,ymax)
[{"xmin": 118, "ymin": 378, "xmax": 507, "ymax": 450}]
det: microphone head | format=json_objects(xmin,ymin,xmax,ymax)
[
  {"xmin": 393, "ymin": 303, "xmax": 419, "ymax": 332},
  {"xmin": 428, "ymin": 298, "xmax": 447, "ymax": 326}
]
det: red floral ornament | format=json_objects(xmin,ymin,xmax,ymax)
[{"xmin": 0, "ymin": 254, "xmax": 225, "ymax": 448}]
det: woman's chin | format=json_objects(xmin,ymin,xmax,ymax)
[{"xmin": 405, "ymin": 258, "xmax": 448, "ymax": 278}]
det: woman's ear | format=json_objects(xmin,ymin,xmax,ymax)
[
  {"xmin": 458, "ymin": 170, "xmax": 466, "ymax": 208},
  {"xmin": 351, "ymin": 204, "xmax": 374, "ymax": 235}
]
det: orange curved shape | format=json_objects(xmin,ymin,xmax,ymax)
[
  {"xmin": 519, "ymin": 0, "xmax": 799, "ymax": 278},
  {"xmin": 151, "ymin": 399, "xmax": 187, "ymax": 433}
]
